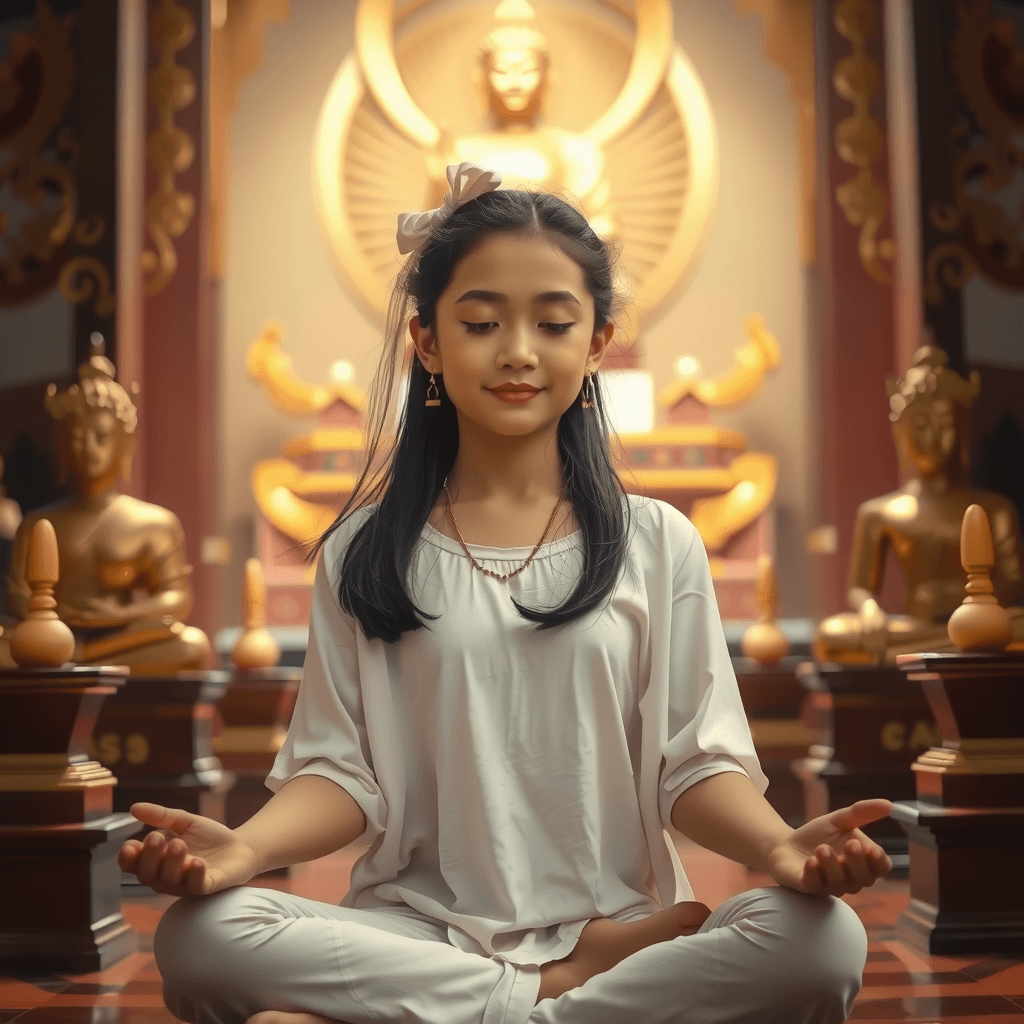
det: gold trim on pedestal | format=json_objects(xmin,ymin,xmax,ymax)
[
  {"xmin": 0, "ymin": 759, "xmax": 116, "ymax": 791},
  {"xmin": 914, "ymin": 739, "xmax": 1024, "ymax": 776}
]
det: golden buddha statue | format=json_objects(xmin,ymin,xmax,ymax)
[
  {"xmin": 427, "ymin": 0, "xmax": 616, "ymax": 237},
  {"xmin": 0, "ymin": 342, "xmax": 211, "ymax": 674},
  {"xmin": 814, "ymin": 344, "xmax": 1024, "ymax": 663}
]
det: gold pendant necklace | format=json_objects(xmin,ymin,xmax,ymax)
[{"xmin": 443, "ymin": 478, "xmax": 564, "ymax": 581}]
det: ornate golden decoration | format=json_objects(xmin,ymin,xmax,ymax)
[
  {"xmin": 923, "ymin": 0, "xmax": 1024, "ymax": 302},
  {"xmin": 0, "ymin": 1, "xmax": 115, "ymax": 311},
  {"xmin": 252, "ymin": 458, "xmax": 350, "ymax": 544},
  {"xmin": 687, "ymin": 453, "xmax": 778, "ymax": 553},
  {"xmin": 831, "ymin": 0, "xmax": 893, "ymax": 285},
  {"xmin": 141, "ymin": 0, "xmax": 197, "ymax": 296},
  {"xmin": 659, "ymin": 316, "xmax": 781, "ymax": 410},
  {"xmin": 57, "ymin": 256, "xmax": 115, "ymax": 316},
  {"xmin": 245, "ymin": 322, "xmax": 366, "ymax": 416},
  {"xmin": 314, "ymin": 0, "xmax": 718, "ymax": 328}
]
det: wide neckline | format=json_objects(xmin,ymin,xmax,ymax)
[{"xmin": 421, "ymin": 520, "xmax": 582, "ymax": 560}]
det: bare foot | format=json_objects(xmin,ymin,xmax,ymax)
[
  {"xmin": 536, "ymin": 901, "xmax": 711, "ymax": 1004},
  {"xmin": 246, "ymin": 1012, "xmax": 339, "ymax": 1024}
]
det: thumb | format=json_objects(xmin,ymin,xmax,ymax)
[
  {"xmin": 827, "ymin": 799, "xmax": 893, "ymax": 833},
  {"xmin": 130, "ymin": 802, "xmax": 197, "ymax": 837}
]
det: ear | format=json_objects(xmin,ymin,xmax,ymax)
[
  {"xmin": 409, "ymin": 314, "xmax": 442, "ymax": 375},
  {"xmin": 586, "ymin": 321, "xmax": 616, "ymax": 374}
]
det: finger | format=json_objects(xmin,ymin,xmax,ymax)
[
  {"xmin": 817, "ymin": 845, "xmax": 846, "ymax": 889},
  {"xmin": 826, "ymin": 799, "xmax": 894, "ymax": 834},
  {"xmin": 158, "ymin": 838, "xmax": 190, "ymax": 887},
  {"xmin": 130, "ymin": 802, "xmax": 196, "ymax": 838},
  {"xmin": 801, "ymin": 854, "xmax": 825, "ymax": 894},
  {"xmin": 181, "ymin": 858, "xmax": 210, "ymax": 896},
  {"xmin": 118, "ymin": 839, "xmax": 144, "ymax": 873},
  {"xmin": 134, "ymin": 830, "xmax": 168, "ymax": 884},
  {"xmin": 839, "ymin": 839, "xmax": 875, "ymax": 890}
]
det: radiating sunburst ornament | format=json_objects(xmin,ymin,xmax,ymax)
[{"xmin": 312, "ymin": 0, "xmax": 719, "ymax": 344}]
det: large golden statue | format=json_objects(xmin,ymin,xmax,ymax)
[
  {"xmin": 814, "ymin": 345, "xmax": 1024, "ymax": 663},
  {"xmin": 425, "ymin": 0, "xmax": 615, "ymax": 236},
  {"xmin": 314, "ymin": 0, "xmax": 718, "ymax": 328},
  {"xmin": 0, "ymin": 343, "xmax": 211, "ymax": 674}
]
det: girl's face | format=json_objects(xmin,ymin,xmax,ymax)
[{"xmin": 411, "ymin": 232, "xmax": 612, "ymax": 441}]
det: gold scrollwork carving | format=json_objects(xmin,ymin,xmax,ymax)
[
  {"xmin": 923, "ymin": 0, "xmax": 1024, "ymax": 302},
  {"xmin": 831, "ymin": 0, "xmax": 893, "ymax": 285},
  {"xmin": 57, "ymin": 256, "xmax": 116, "ymax": 316},
  {"xmin": 141, "ymin": 0, "xmax": 197, "ymax": 297},
  {"xmin": 73, "ymin": 214, "xmax": 106, "ymax": 247}
]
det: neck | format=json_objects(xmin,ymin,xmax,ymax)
[
  {"xmin": 446, "ymin": 418, "xmax": 564, "ymax": 504},
  {"xmin": 75, "ymin": 473, "xmax": 119, "ymax": 507}
]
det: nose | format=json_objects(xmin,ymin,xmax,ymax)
[{"xmin": 496, "ymin": 322, "xmax": 538, "ymax": 369}]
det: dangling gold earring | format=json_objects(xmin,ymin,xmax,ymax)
[
  {"xmin": 581, "ymin": 372, "xmax": 595, "ymax": 409},
  {"xmin": 425, "ymin": 373, "xmax": 441, "ymax": 407}
]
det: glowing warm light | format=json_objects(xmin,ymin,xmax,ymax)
[
  {"xmin": 675, "ymin": 355, "xmax": 701, "ymax": 377},
  {"xmin": 330, "ymin": 360, "xmax": 354, "ymax": 383},
  {"xmin": 733, "ymin": 481, "xmax": 756, "ymax": 504},
  {"xmin": 601, "ymin": 370, "xmax": 655, "ymax": 434},
  {"xmin": 888, "ymin": 494, "xmax": 919, "ymax": 521}
]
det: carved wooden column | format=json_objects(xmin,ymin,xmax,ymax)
[
  {"xmin": 812, "ymin": 0, "xmax": 900, "ymax": 620},
  {"xmin": 134, "ymin": 0, "xmax": 220, "ymax": 640}
]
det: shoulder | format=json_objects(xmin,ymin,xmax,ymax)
[
  {"xmin": 624, "ymin": 494, "xmax": 699, "ymax": 572},
  {"xmin": 320, "ymin": 504, "xmax": 378, "ymax": 584},
  {"xmin": 115, "ymin": 494, "xmax": 182, "ymax": 530}
]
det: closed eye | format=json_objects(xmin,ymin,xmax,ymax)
[{"xmin": 460, "ymin": 322, "xmax": 576, "ymax": 334}]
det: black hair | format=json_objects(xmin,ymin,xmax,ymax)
[{"xmin": 308, "ymin": 187, "xmax": 634, "ymax": 643}]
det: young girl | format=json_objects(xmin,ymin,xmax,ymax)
[{"xmin": 121, "ymin": 162, "xmax": 893, "ymax": 1024}]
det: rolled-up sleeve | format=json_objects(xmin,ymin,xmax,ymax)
[
  {"xmin": 657, "ymin": 522, "xmax": 768, "ymax": 830},
  {"xmin": 265, "ymin": 533, "xmax": 388, "ymax": 847}
]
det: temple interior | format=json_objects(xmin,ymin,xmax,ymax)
[{"xmin": 2, "ymin": 1, "xmax": 1024, "ymax": 1022}]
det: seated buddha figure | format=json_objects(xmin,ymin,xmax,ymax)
[
  {"xmin": 0, "ymin": 345, "xmax": 211, "ymax": 674},
  {"xmin": 428, "ymin": 0, "xmax": 616, "ymax": 238},
  {"xmin": 814, "ymin": 344, "xmax": 1024, "ymax": 663}
]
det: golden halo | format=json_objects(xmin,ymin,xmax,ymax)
[{"xmin": 312, "ymin": 0, "xmax": 718, "ymax": 328}]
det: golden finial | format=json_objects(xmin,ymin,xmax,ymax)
[
  {"xmin": 9, "ymin": 519, "xmax": 76, "ymax": 667},
  {"xmin": 230, "ymin": 558, "xmax": 281, "ymax": 670},
  {"xmin": 741, "ymin": 555, "xmax": 791, "ymax": 665},
  {"xmin": 947, "ymin": 504, "xmax": 1013, "ymax": 652}
]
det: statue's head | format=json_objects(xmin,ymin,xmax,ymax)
[
  {"xmin": 886, "ymin": 342, "xmax": 980, "ymax": 477},
  {"xmin": 45, "ymin": 338, "xmax": 139, "ymax": 489},
  {"xmin": 479, "ymin": 0, "xmax": 550, "ymax": 121}
]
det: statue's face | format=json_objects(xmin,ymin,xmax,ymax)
[
  {"xmin": 486, "ymin": 48, "xmax": 545, "ymax": 113},
  {"xmin": 900, "ymin": 397, "xmax": 960, "ymax": 475},
  {"xmin": 69, "ymin": 407, "xmax": 121, "ymax": 482}
]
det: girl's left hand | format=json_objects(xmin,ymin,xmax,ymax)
[{"xmin": 765, "ymin": 799, "xmax": 894, "ymax": 896}]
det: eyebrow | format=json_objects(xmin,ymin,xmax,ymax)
[{"xmin": 454, "ymin": 289, "xmax": 582, "ymax": 306}]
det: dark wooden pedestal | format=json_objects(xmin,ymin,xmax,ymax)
[
  {"xmin": 733, "ymin": 656, "xmax": 813, "ymax": 827},
  {"xmin": 892, "ymin": 652, "xmax": 1024, "ymax": 955},
  {"xmin": 0, "ymin": 665, "xmax": 143, "ymax": 971},
  {"xmin": 213, "ymin": 666, "xmax": 300, "ymax": 829},
  {"xmin": 792, "ymin": 662, "xmax": 941, "ymax": 872},
  {"xmin": 91, "ymin": 670, "xmax": 235, "ymax": 821}
]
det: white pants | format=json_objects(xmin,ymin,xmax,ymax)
[{"xmin": 154, "ymin": 885, "xmax": 868, "ymax": 1024}]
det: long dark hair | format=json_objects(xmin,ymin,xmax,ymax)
[{"xmin": 309, "ymin": 187, "xmax": 633, "ymax": 643}]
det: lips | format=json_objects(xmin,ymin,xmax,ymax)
[{"xmin": 490, "ymin": 384, "xmax": 541, "ymax": 393}]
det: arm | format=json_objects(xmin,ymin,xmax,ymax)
[
  {"xmin": 670, "ymin": 770, "xmax": 790, "ymax": 874},
  {"xmin": 846, "ymin": 503, "xmax": 887, "ymax": 612},
  {"xmin": 234, "ymin": 774, "xmax": 367, "ymax": 873}
]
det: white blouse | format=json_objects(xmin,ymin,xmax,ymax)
[{"xmin": 266, "ymin": 494, "xmax": 767, "ymax": 967}]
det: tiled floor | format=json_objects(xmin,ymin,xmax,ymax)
[{"xmin": 2, "ymin": 841, "xmax": 1022, "ymax": 1024}]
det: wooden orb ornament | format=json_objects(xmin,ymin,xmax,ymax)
[
  {"xmin": 947, "ymin": 503, "xmax": 1013, "ymax": 652},
  {"xmin": 231, "ymin": 558, "xmax": 281, "ymax": 670},
  {"xmin": 9, "ymin": 518, "xmax": 76, "ymax": 667},
  {"xmin": 741, "ymin": 556, "xmax": 791, "ymax": 665}
]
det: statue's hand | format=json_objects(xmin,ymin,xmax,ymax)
[
  {"xmin": 765, "ymin": 800, "xmax": 894, "ymax": 897},
  {"xmin": 858, "ymin": 598, "xmax": 888, "ymax": 663},
  {"xmin": 66, "ymin": 596, "xmax": 130, "ymax": 628}
]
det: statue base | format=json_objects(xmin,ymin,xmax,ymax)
[
  {"xmin": 733, "ymin": 656, "xmax": 813, "ymax": 827},
  {"xmin": 213, "ymin": 666, "xmax": 301, "ymax": 832},
  {"xmin": 0, "ymin": 665, "xmax": 142, "ymax": 971},
  {"xmin": 892, "ymin": 652, "xmax": 1024, "ymax": 954},
  {"xmin": 791, "ymin": 662, "xmax": 942, "ymax": 873}
]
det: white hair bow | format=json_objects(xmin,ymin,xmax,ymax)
[{"xmin": 396, "ymin": 162, "xmax": 503, "ymax": 255}]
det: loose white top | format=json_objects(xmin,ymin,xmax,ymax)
[{"xmin": 267, "ymin": 495, "xmax": 767, "ymax": 966}]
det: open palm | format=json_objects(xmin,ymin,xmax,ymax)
[
  {"xmin": 117, "ymin": 802, "xmax": 259, "ymax": 897},
  {"xmin": 766, "ymin": 799, "xmax": 894, "ymax": 896}
]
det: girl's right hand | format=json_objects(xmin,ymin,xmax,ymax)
[{"xmin": 117, "ymin": 802, "xmax": 261, "ymax": 897}]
